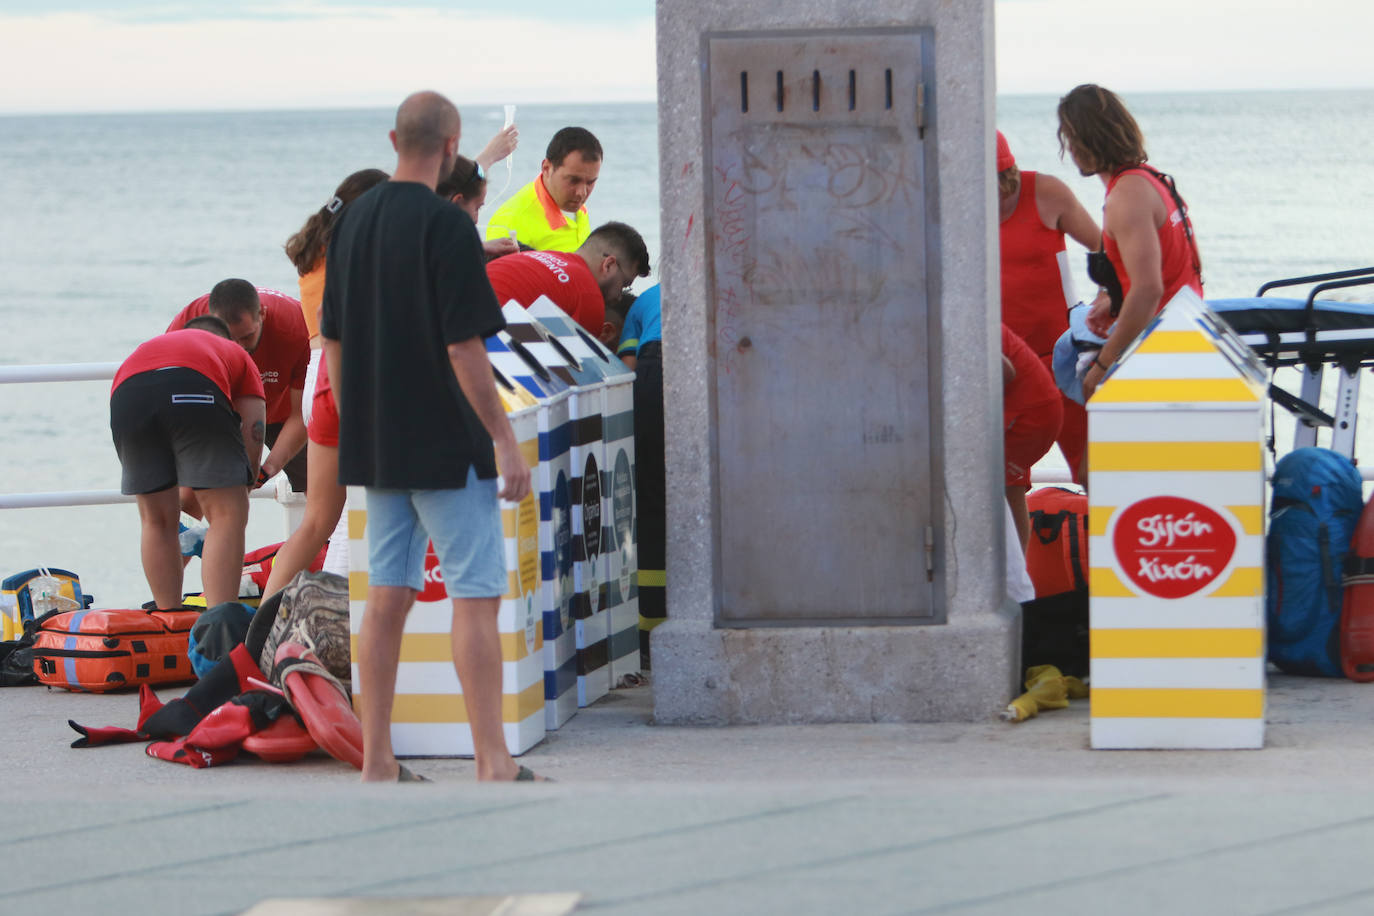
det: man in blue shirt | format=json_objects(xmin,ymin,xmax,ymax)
[
  {"xmin": 616, "ymin": 284, "xmax": 664, "ymax": 665},
  {"xmin": 615, "ymin": 284, "xmax": 661, "ymax": 371}
]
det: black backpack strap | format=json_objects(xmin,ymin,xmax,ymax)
[
  {"xmin": 1128, "ymin": 163, "xmax": 1203, "ymax": 285},
  {"xmin": 1319, "ymin": 524, "xmax": 1342, "ymax": 614},
  {"xmin": 1066, "ymin": 514, "xmax": 1088, "ymax": 592},
  {"xmin": 1343, "ymin": 554, "xmax": 1374, "ymax": 585},
  {"xmin": 1031, "ymin": 509, "xmax": 1068, "ymax": 546}
]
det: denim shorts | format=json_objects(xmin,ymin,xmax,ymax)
[{"xmin": 365, "ymin": 468, "xmax": 506, "ymax": 598}]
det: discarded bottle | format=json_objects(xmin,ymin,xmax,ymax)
[
  {"xmin": 29, "ymin": 573, "xmax": 74, "ymax": 616},
  {"xmin": 179, "ymin": 522, "xmax": 208, "ymax": 559}
]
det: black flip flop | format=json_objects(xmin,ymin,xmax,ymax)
[{"xmin": 398, "ymin": 764, "xmax": 430, "ymax": 782}]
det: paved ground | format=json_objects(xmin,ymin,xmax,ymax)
[{"xmin": 6, "ymin": 673, "xmax": 1374, "ymax": 915}]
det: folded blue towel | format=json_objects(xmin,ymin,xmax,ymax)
[{"xmin": 1053, "ymin": 303, "xmax": 1108, "ymax": 405}]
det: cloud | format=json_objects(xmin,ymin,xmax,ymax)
[
  {"xmin": 996, "ymin": 0, "xmax": 1374, "ymax": 93},
  {"xmin": 0, "ymin": 6, "xmax": 657, "ymax": 113},
  {"xmin": 4, "ymin": 0, "xmax": 1373, "ymax": 114}
]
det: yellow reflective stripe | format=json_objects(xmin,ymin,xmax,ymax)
[
  {"xmin": 347, "ymin": 508, "xmax": 367, "ymax": 540},
  {"xmin": 348, "ymin": 571, "xmax": 368, "ymax": 601},
  {"xmin": 1091, "ymin": 566, "xmax": 1260, "ymax": 599},
  {"xmin": 1225, "ymin": 505, "xmax": 1264, "ymax": 535},
  {"xmin": 1091, "ymin": 505, "xmax": 1259, "ymax": 537},
  {"xmin": 1092, "ymin": 688, "xmax": 1262, "ymax": 718},
  {"xmin": 359, "ymin": 682, "xmax": 546, "ymax": 724},
  {"xmin": 1090, "ymin": 508, "xmax": 1113, "ymax": 537},
  {"xmin": 1090, "ymin": 441, "xmax": 1262, "ymax": 471},
  {"xmin": 638, "ymin": 569, "xmax": 666, "ymax": 588},
  {"xmin": 1134, "ymin": 330, "xmax": 1216, "ymax": 353},
  {"xmin": 1208, "ymin": 566, "xmax": 1262, "ymax": 597},
  {"xmin": 1094, "ymin": 378, "xmax": 1260, "ymax": 403},
  {"xmin": 1092, "ymin": 628, "xmax": 1262, "ymax": 658},
  {"xmin": 1090, "ymin": 567, "xmax": 1134, "ymax": 597},
  {"xmin": 351, "ymin": 629, "xmax": 538, "ymax": 663}
]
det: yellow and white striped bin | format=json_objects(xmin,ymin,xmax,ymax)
[
  {"xmin": 1087, "ymin": 289, "xmax": 1269, "ymax": 749},
  {"xmin": 345, "ymin": 377, "xmax": 545, "ymax": 756}
]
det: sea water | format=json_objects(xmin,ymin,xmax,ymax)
[{"xmin": 1, "ymin": 92, "xmax": 1372, "ymax": 605}]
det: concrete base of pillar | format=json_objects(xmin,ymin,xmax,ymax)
[{"xmin": 652, "ymin": 606, "xmax": 1021, "ymax": 725}]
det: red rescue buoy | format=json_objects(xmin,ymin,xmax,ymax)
[{"xmin": 1340, "ymin": 494, "xmax": 1374, "ymax": 680}]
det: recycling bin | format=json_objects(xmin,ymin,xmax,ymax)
[{"xmin": 1087, "ymin": 290, "xmax": 1268, "ymax": 749}]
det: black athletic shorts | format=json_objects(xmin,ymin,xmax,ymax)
[{"xmin": 110, "ymin": 367, "xmax": 253, "ymax": 495}]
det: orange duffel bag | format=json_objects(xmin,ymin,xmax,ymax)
[
  {"xmin": 32, "ymin": 608, "xmax": 199, "ymax": 692},
  {"xmin": 1025, "ymin": 487, "xmax": 1089, "ymax": 599}
]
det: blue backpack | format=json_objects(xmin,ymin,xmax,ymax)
[{"xmin": 1266, "ymin": 447, "xmax": 1364, "ymax": 677}]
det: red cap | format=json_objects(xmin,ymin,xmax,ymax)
[{"xmin": 996, "ymin": 131, "xmax": 1015, "ymax": 171}]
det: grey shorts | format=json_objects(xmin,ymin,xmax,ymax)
[{"xmin": 110, "ymin": 367, "xmax": 254, "ymax": 495}]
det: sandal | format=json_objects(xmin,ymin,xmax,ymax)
[
  {"xmin": 515, "ymin": 765, "xmax": 553, "ymax": 782},
  {"xmin": 398, "ymin": 764, "xmax": 430, "ymax": 783}
]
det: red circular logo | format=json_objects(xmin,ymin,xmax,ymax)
[
  {"xmin": 1112, "ymin": 496, "xmax": 1236, "ymax": 599},
  {"xmin": 418, "ymin": 543, "xmax": 447, "ymax": 602}
]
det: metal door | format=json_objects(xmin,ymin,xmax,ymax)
[{"xmin": 705, "ymin": 28, "xmax": 939, "ymax": 626}]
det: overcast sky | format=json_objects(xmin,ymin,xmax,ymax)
[{"xmin": 1, "ymin": 0, "xmax": 1370, "ymax": 114}]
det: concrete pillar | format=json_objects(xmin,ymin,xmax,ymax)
[{"xmin": 654, "ymin": 0, "xmax": 1017, "ymax": 724}]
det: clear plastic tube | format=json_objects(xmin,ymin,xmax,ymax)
[
  {"xmin": 481, "ymin": 104, "xmax": 519, "ymax": 243},
  {"xmin": 495, "ymin": 104, "xmax": 517, "ymax": 201}
]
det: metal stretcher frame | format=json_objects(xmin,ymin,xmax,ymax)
[{"xmin": 1210, "ymin": 266, "xmax": 1374, "ymax": 459}]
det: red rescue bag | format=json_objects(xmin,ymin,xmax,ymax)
[
  {"xmin": 1341, "ymin": 495, "xmax": 1374, "ymax": 681},
  {"xmin": 32, "ymin": 608, "xmax": 199, "ymax": 692},
  {"xmin": 239, "ymin": 541, "xmax": 328, "ymax": 601},
  {"xmin": 1025, "ymin": 487, "xmax": 1089, "ymax": 599}
]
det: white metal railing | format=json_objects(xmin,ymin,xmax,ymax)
[
  {"xmin": 0, "ymin": 488, "xmax": 283, "ymax": 510},
  {"xmin": 0, "ymin": 363, "xmax": 121, "ymax": 384},
  {"xmin": 0, "ymin": 362, "xmax": 296, "ymax": 515},
  {"xmin": 2, "ymin": 363, "xmax": 1368, "ymax": 512}
]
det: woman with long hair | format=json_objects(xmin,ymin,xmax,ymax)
[
  {"xmin": 261, "ymin": 168, "xmax": 388, "ymax": 598},
  {"xmin": 285, "ymin": 168, "xmax": 390, "ymax": 347}
]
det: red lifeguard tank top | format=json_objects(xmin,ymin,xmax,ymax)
[
  {"xmin": 1002, "ymin": 323, "xmax": 1060, "ymax": 415},
  {"xmin": 1103, "ymin": 166, "xmax": 1202, "ymax": 311},
  {"xmin": 999, "ymin": 172, "xmax": 1072, "ymax": 360}
]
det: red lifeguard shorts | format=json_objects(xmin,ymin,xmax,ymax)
[
  {"xmin": 307, "ymin": 388, "xmax": 339, "ymax": 448},
  {"xmin": 1004, "ymin": 398, "xmax": 1063, "ymax": 489}
]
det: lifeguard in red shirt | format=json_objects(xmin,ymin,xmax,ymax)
[
  {"xmin": 1056, "ymin": 84, "xmax": 1204, "ymax": 402},
  {"xmin": 485, "ymin": 222, "xmax": 651, "ymax": 335},
  {"xmin": 111, "ymin": 316, "xmax": 265, "ymax": 610},
  {"xmin": 167, "ymin": 279, "xmax": 310, "ymax": 491},
  {"xmin": 1003, "ymin": 323, "xmax": 1063, "ymax": 550},
  {"xmin": 997, "ymin": 130, "xmax": 1101, "ymax": 483}
]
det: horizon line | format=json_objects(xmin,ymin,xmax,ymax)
[{"xmin": 3, "ymin": 84, "xmax": 1372, "ymax": 119}]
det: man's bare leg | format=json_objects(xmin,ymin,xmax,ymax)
[
  {"xmin": 359, "ymin": 584, "xmax": 416, "ymax": 782},
  {"xmin": 450, "ymin": 595, "xmax": 522, "ymax": 781},
  {"xmin": 136, "ymin": 488, "xmax": 184, "ymax": 609},
  {"xmin": 196, "ymin": 486, "xmax": 251, "ymax": 606}
]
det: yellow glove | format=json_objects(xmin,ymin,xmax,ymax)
[{"xmin": 1000, "ymin": 664, "xmax": 1071, "ymax": 723}]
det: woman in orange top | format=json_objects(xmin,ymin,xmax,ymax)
[
  {"xmin": 263, "ymin": 169, "xmax": 388, "ymax": 599},
  {"xmin": 284, "ymin": 168, "xmax": 390, "ymax": 347}
]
